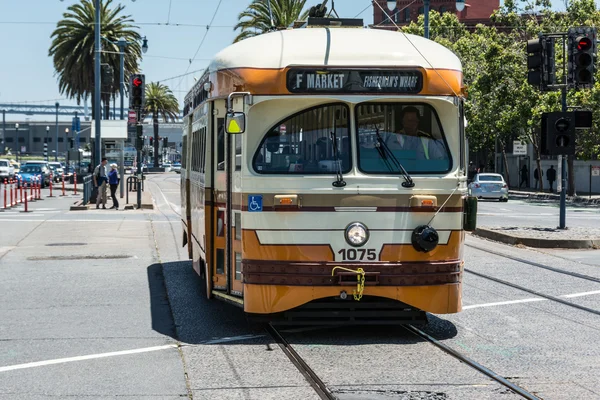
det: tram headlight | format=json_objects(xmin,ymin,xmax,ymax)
[{"xmin": 345, "ymin": 222, "xmax": 369, "ymax": 247}]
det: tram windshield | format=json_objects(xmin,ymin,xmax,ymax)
[
  {"xmin": 356, "ymin": 103, "xmax": 451, "ymax": 174},
  {"xmin": 253, "ymin": 103, "xmax": 351, "ymax": 174}
]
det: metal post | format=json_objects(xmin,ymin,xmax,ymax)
[
  {"xmin": 75, "ymin": 111, "xmax": 80, "ymax": 150},
  {"xmin": 15, "ymin": 125, "xmax": 19, "ymax": 163},
  {"xmin": 119, "ymin": 139, "xmax": 125, "ymax": 199},
  {"xmin": 55, "ymin": 102, "xmax": 59, "ymax": 161},
  {"xmin": 424, "ymin": 0, "xmax": 430, "ymax": 39},
  {"xmin": 94, "ymin": 0, "xmax": 102, "ymax": 169},
  {"xmin": 136, "ymin": 124, "xmax": 142, "ymax": 209},
  {"xmin": 1, "ymin": 109, "xmax": 5, "ymax": 151},
  {"xmin": 559, "ymin": 86, "xmax": 567, "ymax": 229},
  {"xmin": 118, "ymin": 40, "xmax": 126, "ymax": 120}
]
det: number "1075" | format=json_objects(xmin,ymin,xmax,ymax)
[{"xmin": 338, "ymin": 248, "xmax": 377, "ymax": 261}]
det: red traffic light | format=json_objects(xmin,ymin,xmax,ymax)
[
  {"xmin": 133, "ymin": 77, "xmax": 143, "ymax": 87},
  {"xmin": 577, "ymin": 36, "xmax": 593, "ymax": 51}
]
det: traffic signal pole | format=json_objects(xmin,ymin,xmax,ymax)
[
  {"xmin": 137, "ymin": 123, "xmax": 142, "ymax": 209},
  {"xmin": 560, "ymin": 86, "xmax": 567, "ymax": 229}
]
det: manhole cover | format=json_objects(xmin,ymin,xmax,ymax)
[{"xmin": 45, "ymin": 243, "xmax": 87, "ymax": 247}]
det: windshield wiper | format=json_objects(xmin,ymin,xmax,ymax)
[
  {"xmin": 374, "ymin": 128, "xmax": 415, "ymax": 188},
  {"xmin": 330, "ymin": 111, "xmax": 346, "ymax": 188}
]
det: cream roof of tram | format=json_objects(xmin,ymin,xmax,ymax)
[{"xmin": 209, "ymin": 28, "xmax": 462, "ymax": 72}]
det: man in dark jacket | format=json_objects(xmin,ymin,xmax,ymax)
[
  {"xmin": 547, "ymin": 165, "xmax": 556, "ymax": 193},
  {"xmin": 534, "ymin": 167, "xmax": 542, "ymax": 190},
  {"xmin": 520, "ymin": 165, "xmax": 528, "ymax": 188}
]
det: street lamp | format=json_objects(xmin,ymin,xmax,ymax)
[{"xmin": 15, "ymin": 123, "xmax": 19, "ymax": 162}]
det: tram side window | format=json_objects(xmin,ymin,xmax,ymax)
[
  {"xmin": 191, "ymin": 128, "xmax": 207, "ymax": 173},
  {"xmin": 355, "ymin": 103, "xmax": 451, "ymax": 174},
  {"xmin": 253, "ymin": 103, "xmax": 351, "ymax": 174}
]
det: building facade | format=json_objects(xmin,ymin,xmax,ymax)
[{"xmin": 373, "ymin": 0, "xmax": 500, "ymax": 28}]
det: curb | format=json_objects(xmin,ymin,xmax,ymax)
[
  {"xmin": 509, "ymin": 192, "xmax": 600, "ymax": 205},
  {"xmin": 473, "ymin": 227, "xmax": 600, "ymax": 249},
  {"xmin": 69, "ymin": 200, "xmax": 89, "ymax": 211}
]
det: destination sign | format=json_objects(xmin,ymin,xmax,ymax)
[{"xmin": 287, "ymin": 69, "xmax": 423, "ymax": 94}]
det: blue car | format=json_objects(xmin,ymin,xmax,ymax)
[{"xmin": 15, "ymin": 165, "xmax": 45, "ymax": 188}]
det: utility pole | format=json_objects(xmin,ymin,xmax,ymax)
[
  {"xmin": 55, "ymin": 102, "xmax": 59, "ymax": 161},
  {"xmin": 94, "ymin": 0, "xmax": 102, "ymax": 169},
  {"xmin": 1, "ymin": 109, "xmax": 5, "ymax": 154}
]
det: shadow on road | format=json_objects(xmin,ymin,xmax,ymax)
[{"xmin": 149, "ymin": 260, "xmax": 459, "ymax": 346}]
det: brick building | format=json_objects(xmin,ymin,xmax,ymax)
[{"xmin": 373, "ymin": 0, "xmax": 500, "ymax": 28}]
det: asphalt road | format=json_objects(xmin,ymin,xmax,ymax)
[{"xmin": 2, "ymin": 175, "xmax": 600, "ymax": 399}]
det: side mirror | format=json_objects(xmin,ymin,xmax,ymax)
[{"xmin": 225, "ymin": 112, "xmax": 246, "ymax": 134}]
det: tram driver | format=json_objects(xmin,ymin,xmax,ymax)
[{"xmin": 384, "ymin": 106, "xmax": 447, "ymax": 161}]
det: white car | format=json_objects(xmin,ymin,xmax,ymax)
[
  {"xmin": 468, "ymin": 173, "xmax": 509, "ymax": 202},
  {"xmin": 163, "ymin": 163, "xmax": 172, "ymax": 172},
  {"xmin": 0, "ymin": 159, "xmax": 15, "ymax": 180}
]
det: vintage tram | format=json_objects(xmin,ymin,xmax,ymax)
[{"xmin": 181, "ymin": 18, "xmax": 473, "ymax": 324}]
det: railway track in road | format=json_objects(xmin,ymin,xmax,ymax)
[
  {"xmin": 266, "ymin": 324, "xmax": 337, "ymax": 400},
  {"xmin": 466, "ymin": 243, "xmax": 600, "ymax": 284},
  {"xmin": 465, "ymin": 244, "xmax": 600, "ymax": 317},
  {"xmin": 268, "ymin": 323, "xmax": 542, "ymax": 400}
]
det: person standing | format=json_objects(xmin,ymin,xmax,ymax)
[
  {"xmin": 519, "ymin": 164, "xmax": 528, "ymax": 188},
  {"xmin": 547, "ymin": 165, "xmax": 556, "ymax": 193},
  {"xmin": 93, "ymin": 158, "xmax": 108, "ymax": 209},
  {"xmin": 108, "ymin": 163, "xmax": 120, "ymax": 210}
]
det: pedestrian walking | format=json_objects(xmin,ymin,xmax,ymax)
[
  {"xmin": 534, "ymin": 167, "xmax": 542, "ymax": 190},
  {"xmin": 93, "ymin": 158, "xmax": 108, "ymax": 209},
  {"xmin": 108, "ymin": 163, "xmax": 120, "ymax": 210},
  {"xmin": 547, "ymin": 165, "xmax": 556, "ymax": 193},
  {"xmin": 519, "ymin": 164, "xmax": 528, "ymax": 188}
]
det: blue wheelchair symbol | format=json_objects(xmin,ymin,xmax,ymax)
[{"xmin": 248, "ymin": 195, "xmax": 263, "ymax": 212}]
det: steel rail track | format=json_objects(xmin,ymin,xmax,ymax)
[
  {"xmin": 403, "ymin": 325, "xmax": 542, "ymax": 400},
  {"xmin": 465, "ymin": 268, "xmax": 600, "ymax": 316},
  {"xmin": 466, "ymin": 243, "xmax": 600, "ymax": 284},
  {"xmin": 266, "ymin": 324, "xmax": 336, "ymax": 400}
]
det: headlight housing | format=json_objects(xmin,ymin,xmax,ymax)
[{"xmin": 345, "ymin": 222, "xmax": 369, "ymax": 247}]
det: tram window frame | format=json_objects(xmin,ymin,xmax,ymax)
[
  {"xmin": 355, "ymin": 102, "xmax": 453, "ymax": 175},
  {"xmin": 252, "ymin": 103, "xmax": 351, "ymax": 175},
  {"xmin": 182, "ymin": 135, "xmax": 187, "ymax": 169},
  {"xmin": 217, "ymin": 120, "xmax": 225, "ymax": 171}
]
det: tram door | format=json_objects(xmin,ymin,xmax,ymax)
[{"xmin": 212, "ymin": 107, "xmax": 228, "ymax": 292}]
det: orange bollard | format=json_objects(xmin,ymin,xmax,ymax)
[
  {"xmin": 20, "ymin": 179, "xmax": 23, "ymax": 204},
  {"xmin": 13, "ymin": 179, "xmax": 17, "ymax": 205},
  {"xmin": 73, "ymin": 172, "xmax": 77, "ymax": 195},
  {"xmin": 37, "ymin": 178, "xmax": 41, "ymax": 200},
  {"xmin": 3, "ymin": 179, "xmax": 6, "ymax": 209},
  {"xmin": 9, "ymin": 179, "xmax": 14, "ymax": 207},
  {"xmin": 21, "ymin": 184, "xmax": 30, "ymax": 213},
  {"xmin": 48, "ymin": 175, "xmax": 54, "ymax": 198},
  {"xmin": 61, "ymin": 173, "xmax": 66, "ymax": 196}
]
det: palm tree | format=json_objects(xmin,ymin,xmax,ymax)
[
  {"xmin": 142, "ymin": 82, "xmax": 179, "ymax": 168},
  {"xmin": 49, "ymin": 0, "xmax": 142, "ymax": 119},
  {"xmin": 234, "ymin": 0, "xmax": 310, "ymax": 43}
]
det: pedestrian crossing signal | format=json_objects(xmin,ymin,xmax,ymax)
[{"xmin": 543, "ymin": 112, "xmax": 576, "ymax": 156}]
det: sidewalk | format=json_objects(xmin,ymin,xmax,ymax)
[
  {"xmin": 67, "ymin": 181, "xmax": 154, "ymax": 211},
  {"xmin": 509, "ymin": 188, "xmax": 600, "ymax": 205},
  {"xmin": 472, "ymin": 226, "xmax": 600, "ymax": 249}
]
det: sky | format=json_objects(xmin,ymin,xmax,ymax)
[{"xmin": 0, "ymin": 0, "xmax": 589, "ymax": 122}]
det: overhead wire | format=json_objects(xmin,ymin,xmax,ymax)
[
  {"xmin": 176, "ymin": 0, "xmax": 223, "ymax": 92},
  {"xmin": 371, "ymin": 0, "xmax": 460, "ymax": 98}
]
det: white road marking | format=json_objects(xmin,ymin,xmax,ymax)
[
  {"xmin": 0, "ymin": 219, "xmax": 172, "ymax": 223},
  {"xmin": 463, "ymin": 298, "xmax": 546, "ymax": 309},
  {"xmin": 463, "ymin": 289, "xmax": 600, "ymax": 310},
  {"xmin": 0, "ymin": 344, "xmax": 177, "ymax": 373},
  {"xmin": 562, "ymin": 290, "xmax": 600, "ymax": 298}
]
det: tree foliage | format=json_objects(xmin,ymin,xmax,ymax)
[
  {"xmin": 49, "ymin": 0, "xmax": 142, "ymax": 118},
  {"xmin": 233, "ymin": 0, "xmax": 310, "ymax": 43},
  {"xmin": 402, "ymin": 2, "xmax": 600, "ymax": 191}
]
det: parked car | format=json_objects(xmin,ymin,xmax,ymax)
[
  {"xmin": 48, "ymin": 162, "xmax": 65, "ymax": 182},
  {"xmin": 21, "ymin": 160, "xmax": 51, "ymax": 187},
  {"xmin": 9, "ymin": 160, "xmax": 20, "ymax": 174},
  {"xmin": 172, "ymin": 163, "xmax": 181, "ymax": 173},
  {"xmin": 468, "ymin": 173, "xmax": 509, "ymax": 202},
  {"xmin": 163, "ymin": 163, "xmax": 172, "ymax": 172},
  {"xmin": 15, "ymin": 165, "xmax": 44, "ymax": 188},
  {"xmin": 0, "ymin": 158, "xmax": 15, "ymax": 180}
]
